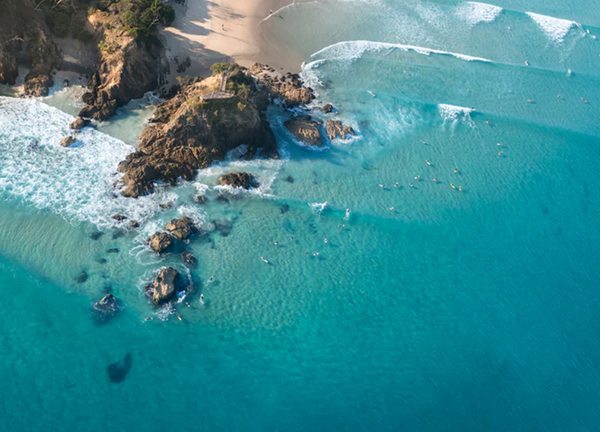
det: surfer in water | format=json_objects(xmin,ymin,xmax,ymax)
[
  {"xmin": 368, "ymin": 91, "xmax": 376, "ymax": 97},
  {"xmin": 261, "ymin": 256, "xmax": 269, "ymax": 264},
  {"xmin": 346, "ymin": 208, "xmax": 351, "ymax": 217},
  {"xmin": 200, "ymin": 294, "xmax": 204, "ymax": 304},
  {"xmin": 426, "ymin": 160, "xmax": 431, "ymax": 166}
]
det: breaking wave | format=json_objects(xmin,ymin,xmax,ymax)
[
  {"xmin": 0, "ymin": 97, "xmax": 178, "ymax": 229},
  {"xmin": 526, "ymin": 12, "xmax": 582, "ymax": 44},
  {"xmin": 310, "ymin": 40, "xmax": 493, "ymax": 63},
  {"xmin": 454, "ymin": 1, "xmax": 503, "ymax": 26}
]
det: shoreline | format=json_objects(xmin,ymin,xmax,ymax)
[{"xmin": 161, "ymin": 0, "xmax": 300, "ymax": 86}]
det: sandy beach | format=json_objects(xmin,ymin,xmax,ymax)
[{"xmin": 161, "ymin": 0, "xmax": 296, "ymax": 85}]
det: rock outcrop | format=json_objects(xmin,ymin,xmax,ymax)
[
  {"xmin": 165, "ymin": 217, "xmax": 197, "ymax": 240},
  {"xmin": 326, "ymin": 120, "xmax": 355, "ymax": 140},
  {"xmin": 117, "ymin": 66, "xmax": 278, "ymax": 197},
  {"xmin": 145, "ymin": 267, "xmax": 180, "ymax": 305},
  {"xmin": 249, "ymin": 63, "xmax": 314, "ymax": 107},
  {"xmin": 60, "ymin": 136, "xmax": 76, "ymax": 147},
  {"xmin": 78, "ymin": 9, "xmax": 165, "ymax": 120},
  {"xmin": 284, "ymin": 115, "xmax": 322, "ymax": 146},
  {"xmin": 148, "ymin": 232, "xmax": 173, "ymax": 253},
  {"xmin": 218, "ymin": 172, "xmax": 259, "ymax": 189}
]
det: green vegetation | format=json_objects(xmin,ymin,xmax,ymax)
[
  {"xmin": 210, "ymin": 63, "xmax": 230, "ymax": 75},
  {"xmin": 98, "ymin": 40, "xmax": 118, "ymax": 55},
  {"xmin": 50, "ymin": 12, "xmax": 71, "ymax": 38}
]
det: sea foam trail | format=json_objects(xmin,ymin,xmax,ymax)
[
  {"xmin": 454, "ymin": 1, "xmax": 503, "ymax": 26},
  {"xmin": 0, "ymin": 97, "xmax": 173, "ymax": 228},
  {"xmin": 310, "ymin": 40, "xmax": 493, "ymax": 63},
  {"xmin": 526, "ymin": 12, "xmax": 582, "ymax": 44}
]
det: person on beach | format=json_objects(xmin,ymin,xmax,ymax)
[{"xmin": 222, "ymin": 24, "xmax": 225, "ymax": 32}]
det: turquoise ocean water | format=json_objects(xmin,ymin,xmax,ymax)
[{"xmin": 2, "ymin": 0, "xmax": 600, "ymax": 430}]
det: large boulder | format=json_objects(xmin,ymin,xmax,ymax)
[
  {"xmin": 250, "ymin": 63, "xmax": 315, "ymax": 107},
  {"xmin": 148, "ymin": 232, "xmax": 173, "ymax": 253},
  {"xmin": 70, "ymin": 117, "xmax": 90, "ymax": 130},
  {"xmin": 218, "ymin": 172, "xmax": 259, "ymax": 189},
  {"xmin": 145, "ymin": 267, "xmax": 180, "ymax": 305},
  {"xmin": 165, "ymin": 217, "xmax": 197, "ymax": 240},
  {"xmin": 326, "ymin": 120, "xmax": 355, "ymax": 140},
  {"xmin": 23, "ymin": 74, "xmax": 53, "ymax": 97},
  {"xmin": 60, "ymin": 136, "xmax": 76, "ymax": 147},
  {"xmin": 284, "ymin": 115, "xmax": 322, "ymax": 146}
]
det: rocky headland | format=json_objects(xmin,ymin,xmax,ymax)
[{"xmin": 116, "ymin": 64, "xmax": 280, "ymax": 197}]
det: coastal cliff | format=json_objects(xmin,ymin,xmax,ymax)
[
  {"xmin": 117, "ymin": 64, "xmax": 279, "ymax": 198},
  {"xmin": 0, "ymin": 0, "xmax": 171, "ymax": 115},
  {"xmin": 79, "ymin": 4, "xmax": 168, "ymax": 120}
]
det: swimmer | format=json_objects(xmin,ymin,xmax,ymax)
[
  {"xmin": 274, "ymin": 241, "xmax": 279, "ymax": 246},
  {"xmin": 324, "ymin": 238, "xmax": 328, "ymax": 243},
  {"xmin": 379, "ymin": 184, "xmax": 385, "ymax": 188},
  {"xmin": 426, "ymin": 160, "xmax": 431, "ymax": 166},
  {"xmin": 346, "ymin": 208, "xmax": 351, "ymax": 216},
  {"xmin": 208, "ymin": 276, "xmax": 214, "ymax": 283},
  {"xmin": 388, "ymin": 207, "xmax": 395, "ymax": 211},
  {"xmin": 313, "ymin": 252, "xmax": 320, "ymax": 257},
  {"xmin": 459, "ymin": 186, "xmax": 463, "ymax": 192},
  {"xmin": 432, "ymin": 177, "xmax": 437, "ymax": 182},
  {"xmin": 185, "ymin": 302, "xmax": 191, "ymax": 307},
  {"xmin": 144, "ymin": 316, "xmax": 153, "ymax": 322},
  {"xmin": 337, "ymin": 224, "xmax": 345, "ymax": 228},
  {"xmin": 394, "ymin": 182, "xmax": 399, "ymax": 187},
  {"xmin": 525, "ymin": 61, "xmax": 529, "ymax": 66},
  {"xmin": 454, "ymin": 168, "xmax": 458, "ymax": 174},
  {"xmin": 451, "ymin": 183, "xmax": 456, "ymax": 189},
  {"xmin": 290, "ymin": 237, "xmax": 294, "ymax": 241},
  {"xmin": 305, "ymin": 250, "xmax": 309, "ymax": 255},
  {"xmin": 421, "ymin": 140, "xmax": 426, "ymax": 144},
  {"xmin": 261, "ymin": 256, "xmax": 269, "ymax": 264},
  {"xmin": 414, "ymin": 175, "xmax": 420, "ymax": 180},
  {"xmin": 409, "ymin": 183, "xmax": 414, "ymax": 187},
  {"xmin": 498, "ymin": 151, "xmax": 503, "ymax": 156},
  {"xmin": 581, "ymin": 97, "xmax": 588, "ymax": 103},
  {"xmin": 557, "ymin": 94, "xmax": 561, "ymax": 99},
  {"xmin": 200, "ymin": 294, "xmax": 204, "ymax": 304},
  {"xmin": 497, "ymin": 142, "xmax": 502, "ymax": 146},
  {"xmin": 527, "ymin": 99, "xmax": 533, "ymax": 103},
  {"xmin": 486, "ymin": 120, "xmax": 490, "ymax": 125},
  {"xmin": 176, "ymin": 313, "xmax": 182, "ymax": 321}
]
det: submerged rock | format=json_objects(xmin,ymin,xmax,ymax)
[
  {"xmin": 280, "ymin": 204, "xmax": 290, "ymax": 214},
  {"xmin": 60, "ymin": 136, "xmax": 76, "ymax": 148},
  {"xmin": 23, "ymin": 74, "xmax": 53, "ymax": 97},
  {"xmin": 91, "ymin": 293, "xmax": 119, "ymax": 326},
  {"xmin": 182, "ymin": 251, "xmax": 197, "ymax": 267},
  {"xmin": 97, "ymin": 258, "xmax": 107, "ymax": 264},
  {"xmin": 90, "ymin": 232, "xmax": 104, "ymax": 241},
  {"xmin": 194, "ymin": 195, "xmax": 207, "ymax": 204},
  {"xmin": 145, "ymin": 267, "xmax": 180, "ymax": 305},
  {"xmin": 165, "ymin": 217, "xmax": 197, "ymax": 240},
  {"xmin": 218, "ymin": 172, "xmax": 259, "ymax": 189},
  {"xmin": 284, "ymin": 115, "xmax": 322, "ymax": 146},
  {"xmin": 76, "ymin": 271, "xmax": 88, "ymax": 283},
  {"xmin": 326, "ymin": 120, "xmax": 355, "ymax": 141},
  {"xmin": 130, "ymin": 220, "xmax": 139, "ymax": 228},
  {"xmin": 285, "ymin": 175, "xmax": 294, "ymax": 183},
  {"xmin": 112, "ymin": 214, "xmax": 127, "ymax": 222},
  {"xmin": 148, "ymin": 232, "xmax": 173, "ymax": 254},
  {"xmin": 106, "ymin": 248, "xmax": 119, "ymax": 254},
  {"xmin": 106, "ymin": 353, "xmax": 132, "ymax": 384}
]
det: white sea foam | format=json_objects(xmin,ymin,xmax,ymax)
[
  {"xmin": 438, "ymin": 104, "xmax": 474, "ymax": 124},
  {"xmin": 0, "ymin": 97, "xmax": 175, "ymax": 229},
  {"xmin": 526, "ymin": 12, "xmax": 582, "ymax": 44},
  {"xmin": 454, "ymin": 2, "xmax": 502, "ymax": 26},
  {"xmin": 311, "ymin": 40, "xmax": 493, "ymax": 63}
]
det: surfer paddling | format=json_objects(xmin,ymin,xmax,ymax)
[{"xmin": 260, "ymin": 256, "xmax": 269, "ymax": 264}]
